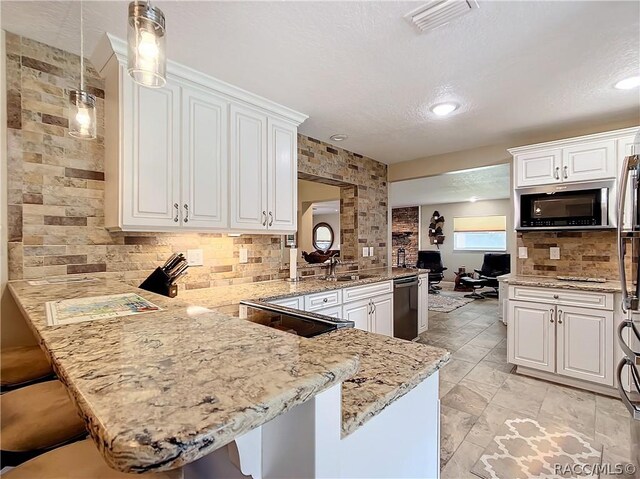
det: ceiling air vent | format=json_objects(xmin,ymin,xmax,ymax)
[{"xmin": 406, "ymin": 0, "xmax": 479, "ymax": 33}]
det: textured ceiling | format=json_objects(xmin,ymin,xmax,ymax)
[
  {"xmin": 2, "ymin": 1, "xmax": 639, "ymax": 164},
  {"xmin": 389, "ymin": 164, "xmax": 510, "ymax": 207}
]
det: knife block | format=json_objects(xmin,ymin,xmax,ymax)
[{"xmin": 139, "ymin": 267, "xmax": 178, "ymax": 298}]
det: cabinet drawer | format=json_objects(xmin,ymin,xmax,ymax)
[
  {"xmin": 305, "ymin": 290, "xmax": 342, "ymax": 311},
  {"xmin": 509, "ymin": 286, "xmax": 613, "ymax": 310},
  {"xmin": 343, "ymin": 281, "xmax": 393, "ymax": 303},
  {"xmin": 315, "ymin": 305, "xmax": 343, "ymax": 319},
  {"xmin": 268, "ymin": 296, "xmax": 303, "ymax": 310}
]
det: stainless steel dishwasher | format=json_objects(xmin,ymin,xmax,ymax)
[{"xmin": 393, "ymin": 275, "xmax": 419, "ymax": 340}]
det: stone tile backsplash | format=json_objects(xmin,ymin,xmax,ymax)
[
  {"xmin": 5, "ymin": 33, "xmax": 389, "ymax": 288},
  {"xmin": 517, "ymin": 231, "xmax": 619, "ymax": 279}
]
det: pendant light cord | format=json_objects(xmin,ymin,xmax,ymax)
[{"xmin": 79, "ymin": 0, "xmax": 84, "ymax": 91}]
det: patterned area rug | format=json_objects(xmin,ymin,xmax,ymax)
[
  {"xmin": 471, "ymin": 417, "xmax": 602, "ymax": 479},
  {"xmin": 429, "ymin": 283, "xmax": 475, "ymax": 313}
]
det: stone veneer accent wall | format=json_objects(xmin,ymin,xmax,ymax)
[
  {"xmin": 5, "ymin": 34, "xmax": 388, "ymax": 287},
  {"xmin": 298, "ymin": 137, "xmax": 388, "ymax": 269},
  {"xmin": 517, "ymin": 231, "xmax": 618, "ymax": 279},
  {"xmin": 391, "ymin": 207, "xmax": 419, "ymax": 267}
]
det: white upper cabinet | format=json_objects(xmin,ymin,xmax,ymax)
[
  {"xmin": 267, "ymin": 118, "xmax": 298, "ymax": 231},
  {"xmin": 181, "ymin": 86, "xmax": 229, "ymax": 229},
  {"xmin": 124, "ymin": 79, "xmax": 181, "ymax": 229},
  {"xmin": 510, "ymin": 128, "xmax": 637, "ymax": 188},
  {"xmin": 618, "ymin": 135, "xmax": 638, "ymax": 230},
  {"xmin": 230, "ymin": 104, "xmax": 269, "ymax": 231},
  {"xmin": 94, "ymin": 34, "xmax": 307, "ymax": 233},
  {"xmin": 515, "ymin": 149, "xmax": 562, "ymax": 187},
  {"xmin": 561, "ymin": 140, "xmax": 615, "ymax": 183}
]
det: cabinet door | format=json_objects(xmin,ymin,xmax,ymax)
[
  {"xmin": 418, "ymin": 275, "xmax": 428, "ymax": 334},
  {"xmin": 343, "ymin": 298, "xmax": 371, "ymax": 332},
  {"xmin": 371, "ymin": 293, "xmax": 394, "ymax": 337},
  {"xmin": 507, "ymin": 300, "xmax": 555, "ymax": 372},
  {"xmin": 618, "ymin": 135, "xmax": 638, "ymax": 230},
  {"xmin": 124, "ymin": 80, "xmax": 181, "ymax": 228},
  {"xmin": 181, "ymin": 86, "xmax": 229, "ymax": 229},
  {"xmin": 515, "ymin": 149, "xmax": 561, "ymax": 187},
  {"xmin": 229, "ymin": 104, "xmax": 268, "ymax": 230},
  {"xmin": 562, "ymin": 139, "xmax": 616, "ymax": 182},
  {"xmin": 556, "ymin": 306, "xmax": 613, "ymax": 386},
  {"xmin": 267, "ymin": 118, "xmax": 297, "ymax": 231}
]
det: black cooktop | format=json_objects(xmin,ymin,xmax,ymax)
[{"xmin": 219, "ymin": 301, "xmax": 353, "ymax": 338}]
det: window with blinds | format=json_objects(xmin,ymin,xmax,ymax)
[{"xmin": 453, "ymin": 215, "xmax": 507, "ymax": 251}]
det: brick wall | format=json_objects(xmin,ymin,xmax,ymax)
[
  {"xmin": 5, "ymin": 34, "xmax": 388, "ymax": 288},
  {"xmin": 517, "ymin": 231, "xmax": 619, "ymax": 279},
  {"xmin": 392, "ymin": 207, "xmax": 419, "ymax": 267}
]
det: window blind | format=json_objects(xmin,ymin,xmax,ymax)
[{"xmin": 453, "ymin": 215, "xmax": 506, "ymax": 232}]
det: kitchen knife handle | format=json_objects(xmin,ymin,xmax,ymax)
[
  {"xmin": 268, "ymin": 211, "xmax": 274, "ymax": 227},
  {"xmin": 173, "ymin": 203, "xmax": 179, "ymax": 222},
  {"xmin": 183, "ymin": 204, "xmax": 189, "ymax": 223}
]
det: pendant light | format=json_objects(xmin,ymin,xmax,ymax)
[
  {"xmin": 127, "ymin": 0, "xmax": 166, "ymax": 88},
  {"xmin": 68, "ymin": 0, "xmax": 97, "ymax": 140}
]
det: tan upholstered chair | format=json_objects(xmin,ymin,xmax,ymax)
[
  {"xmin": 4, "ymin": 439, "xmax": 183, "ymax": 479},
  {"xmin": 1, "ymin": 345, "xmax": 53, "ymax": 391},
  {"xmin": 1, "ymin": 380, "xmax": 87, "ymax": 466}
]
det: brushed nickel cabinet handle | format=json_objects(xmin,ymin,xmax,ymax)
[
  {"xmin": 262, "ymin": 211, "xmax": 267, "ymax": 226},
  {"xmin": 550, "ymin": 308, "xmax": 555, "ymax": 323},
  {"xmin": 563, "ymin": 166, "xmax": 568, "ymax": 179},
  {"xmin": 173, "ymin": 203, "xmax": 179, "ymax": 222},
  {"xmin": 558, "ymin": 310, "xmax": 563, "ymax": 324},
  {"xmin": 183, "ymin": 204, "xmax": 189, "ymax": 223},
  {"xmin": 554, "ymin": 167, "xmax": 560, "ymax": 180},
  {"xmin": 268, "ymin": 211, "xmax": 274, "ymax": 227},
  {"xmin": 553, "ymin": 294, "xmax": 559, "ymax": 299}
]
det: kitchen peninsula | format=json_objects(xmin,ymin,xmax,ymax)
[{"xmin": 8, "ymin": 272, "xmax": 449, "ymax": 479}]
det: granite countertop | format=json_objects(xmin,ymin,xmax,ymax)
[
  {"xmin": 179, "ymin": 267, "xmax": 428, "ymax": 309},
  {"xmin": 505, "ymin": 274, "xmax": 622, "ymax": 293},
  {"xmin": 7, "ymin": 279, "xmax": 359, "ymax": 473},
  {"xmin": 314, "ymin": 328, "xmax": 450, "ymax": 437}
]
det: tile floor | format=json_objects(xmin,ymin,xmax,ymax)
[{"xmin": 417, "ymin": 292, "xmax": 638, "ymax": 479}]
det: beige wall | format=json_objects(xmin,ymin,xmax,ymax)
[
  {"xmin": 419, "ymin": 199, "xmax": 514, "ymax": 282},
  {"xmin": 389, "ymin": 117, "xmax": 640, "ymax": 182},
  {"xmin": 314, "ymin": 212, "xmax": 340, "ymax": 251},
  {"xmin": 297, "ymin": 180, "xmax": 340, "ymax": 253}
]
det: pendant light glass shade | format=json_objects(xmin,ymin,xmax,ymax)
[
  {"xmin": 68, "ymin": 0, "xmax": 96, "ymax": 140},
  {"xmin": 69, "ymin": 89, "xmax": 97, "ymax": 139},
  {"xmin": 128, "ymin": 1, "xmax": 166, "ymax": 88}
]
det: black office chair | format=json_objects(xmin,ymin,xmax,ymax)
[
  {"xmin": 461, "ymin": 253, "xmax": 511, "ymax": 299},
  {"xmin": 416, "ymin": 250, "xmax": 447, "ymax": 295}
]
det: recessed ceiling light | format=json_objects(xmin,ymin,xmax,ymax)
[
  {"xmin": 330, "ymin": 134, "xmax": 348, "ymax": 142},
  {"xmin": 614, "ymin": 76, "xmax": 640, "ymax": 90},
  {"xmin": 430, "ymin": 102, "xmax": 459, "ymax": 116},
  {"xmin": 469, "ymin": 196, "xmax": 479, "ymax": 203}
]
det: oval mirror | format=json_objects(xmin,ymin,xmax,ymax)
[{"xmin": 313, "ymin": 223, "xmax": 334, "ymax": 252}]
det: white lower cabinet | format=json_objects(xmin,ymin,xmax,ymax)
[
  {"xmin": 370, "ymin": 294, "xmax": 393, "ymax": 336},
  {"xmin": 267, "ymin": 281, "xmax": 395, "ymax": 337},
  {"xmin": 507, "ymin": 288, "xmax": 615, "ymax": 387},
  {"xmin": 508, "ymin": 300, "xmax": 555, "ymax": 373},
  {"xmin": 418, "ymin": 274, "xmax": 428, "ymax": 334},
  {"xmin": 556, "ymin": 306, "xmax": 613, "ymax": 385},
  {"xmin": 342, "ymin": 298, "xmax": 371, "ymax": 332}
]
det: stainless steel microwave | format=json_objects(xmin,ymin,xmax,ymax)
[{"xmin": 515, "ymin": 180, "xmax": 616, "ymax": 231}]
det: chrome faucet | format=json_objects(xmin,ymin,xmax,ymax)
[{"xmin": 326, "ymin": 256, "xmax": 341, "ymax": 280}]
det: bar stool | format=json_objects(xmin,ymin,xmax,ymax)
[
  {"xmin": 4, "ymin": 439, "xmax": 183, "ymax": 478},
  {"xmin": 1, "ymin": 380, "xmax": 87, "ymax": 466},
  {"xmin": 1, "ymin": 345, "xmax": 53, "ymax": 392}
]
